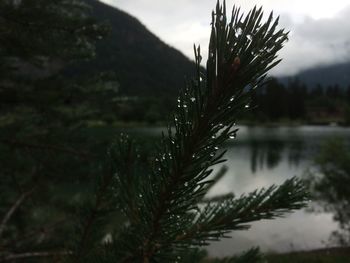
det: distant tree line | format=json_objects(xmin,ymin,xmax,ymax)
[
  {"xmin": 114, "ymin": 78, "xmax": 350, "ymax": 125},
  {"xmin": 249, "ymin": 78, "xmax": 350, "ymax": 124}
]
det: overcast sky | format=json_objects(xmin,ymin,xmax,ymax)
[{"xmin": 100, "ymin": 0, "xmax": 350, "ymax": 76}]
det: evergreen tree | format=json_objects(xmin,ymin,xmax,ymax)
[
  {"xmin": 287, "ymin": 79, "xmax": 306, "ymax": 120},
  {"xmin": 0, "ymin": 0, "xmax": 107, "ymax": 65},
  {"xmin": 0, "ymin": 0, "xmax": 114, "ymax": 261},
  {"xmin": 260, "ymin": 78, "xmax": 288, "ymax": 120},
  {"xmin": 346, "ymin": 85, "xmax": 350, "ymax": 104}
]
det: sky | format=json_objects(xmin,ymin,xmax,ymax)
[{"xmin": 100, "ymin": 0, "xmax": 350, "ymax": 76}]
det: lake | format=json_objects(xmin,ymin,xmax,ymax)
[
  {"xmin": 120, "ymin": 125, "xmax": 350, "ymax": 255},
  {"xmin": 207, "ymin": 125, "xmax": 350, "ymax": 256}
]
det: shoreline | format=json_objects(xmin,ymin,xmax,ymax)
[{"xmin": 265, "ymin": 246, "xmax": 350, "ymax": 262}]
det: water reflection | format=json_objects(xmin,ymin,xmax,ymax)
[
  {"xmin": 288, "ymin": 140, "xmax": 304, "ymax": 168},
  {"xmin": 249, "ymin": 139, "xmax": 298, "ymax": 173},
  {"xmin": 248, "ymin": 139, "xmax": 304, "ymax": 173}
]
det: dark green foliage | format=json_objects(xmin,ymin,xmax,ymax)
[
  {"xmin": 0, "ymin": 0, "xmax": 116, "ymax": 262},
  {"xmin": 0, "ymin": 0, "xmax": 108, "ymax": 74},
  {"xmin": 305, "ymin": 139, "xmax": 350, "ymax": 245}
]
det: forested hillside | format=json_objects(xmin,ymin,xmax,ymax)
[{"xmin": 67, "ymin": 0, "xmax": 195, "ymax": 96}]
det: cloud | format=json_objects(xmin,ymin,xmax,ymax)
[
  {"xmin": 275, "ymin": 6, "xmax": 350, "ymax": 76},
  {"xmin": 101, "ymin": 0, "xmax": 350, "ymax": 76}
]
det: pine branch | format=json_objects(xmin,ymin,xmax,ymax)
[
  {"xmin": 108, "ymin": 1, "xmax": 308, "ymax": 262},
  {"xmin": 202, "ymin": 165, "xmax": 229, "ymax": 195},
  {"xmin": 75, "ymin": 164, "xmax": 116, "ymax": 259},
  {"xmin": 175, "ymin": 178, "xmax": 307, "ymax": 244},
  {"xmin": 0, "ymin": 188, "xmax": 35, "ymax": 238},
  {"xmin": 201, "ymin": 193, "xmax": 235, "ymax": 204},
  {"xmin": 110, "ymin": 135, "xmax": 144, "ymax": 225}
]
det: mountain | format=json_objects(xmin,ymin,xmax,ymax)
[
  {"xmin": 75, "ymin": 0, "xmax": 350, "ymax": 95},
  {"xmin": 280, "ymin": 61, "xmax": 350, "ymax": 89},
  {"xmin": 68, "ymin": 0, "xmax": 195, "ymax": 96}
]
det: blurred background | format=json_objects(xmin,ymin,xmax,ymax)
[{"xmin": 1, "ymin": 0, "xmax": 350, "ymax": 261}]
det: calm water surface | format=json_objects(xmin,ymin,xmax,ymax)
[{"xmin": 122, "ymin": 125, "xmax": 350, "ymax": 255}]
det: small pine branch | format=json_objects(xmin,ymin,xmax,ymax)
[
  {"xmin": 69, "ymin": 149, "xmax": 120, "ymax": 262},
  {"xmin": 175, "ymin": 178, "xmax": 307, "ymax": 244},
  {"xmin": 85, "ymin": 1, "xmax": 308, "ymax": 262}
]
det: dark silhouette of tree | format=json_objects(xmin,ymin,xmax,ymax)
[
  {"xmin": 261, "ymin": 78, "xmax": 288, "ymax": 120},
  {"xmin": 286, "ymin": 79, "xmax": 306, "ymax": 120}
]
